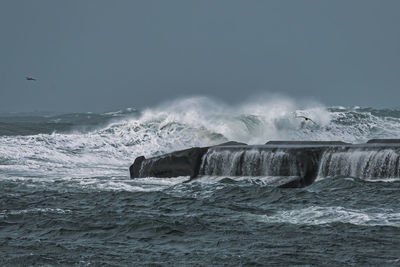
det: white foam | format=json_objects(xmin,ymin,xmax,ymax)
[
  {"xmin": 200, "ymin": 149, "xmax": 299, "ymax": 177},
  {"xmin": 0, "ymin": 175, "xmax": 190, "ymax": 192},
  {"xmin": 0, "ymin": 208, "xmax": 72, "ymax": 218},
  {"xmin": 249, "ymin": 206, "xmax": 400, "ymax": 227},
  {"xmin": 318, "ymin": 149, "xmax": 400, "ymax": 180},
  {"xmin": 2, "ymin": 96, "xmax": 400, "ymax": 186},
  {"xmin": 86, "ymin": 176, "xmax": 190, "ymax": 192},
  {"xmin": 191, "ymin": 175, "xmax": 300, "ymax": 187}
]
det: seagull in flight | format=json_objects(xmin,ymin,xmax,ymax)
[
  {"xmin": 26, "ymin": 76, "xmax": 37, "ymax": 81},
  {"xmin": 296, "ymin": 115, "xmax": 317, "ymax": 125}
]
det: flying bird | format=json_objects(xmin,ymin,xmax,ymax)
[
  {"xmin": 25, "ymin": 77, "xmax": 36, "ymax": 81},
  {"xmin": 296, "ymin": 115, "xmax": 317, "ymax": 125}
]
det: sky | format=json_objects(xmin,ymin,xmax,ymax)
[{"xmin": 1, "ymin": 0, "xmax": 399, "ymax": 112}]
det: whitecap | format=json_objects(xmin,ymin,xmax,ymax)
[{"xmin": 248, "ymin": 206, "xmax": 400, "ymax": 227}]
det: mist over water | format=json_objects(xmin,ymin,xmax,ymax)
[
  {"xmin": 2, "ymin": 96, "xmax": 400, "ymax": 181},
  {"xmin": 1, "ymin": 96, "xmax": 400, "ymax": 265}
]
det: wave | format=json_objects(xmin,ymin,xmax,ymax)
[
  {"xmin": 250, "ymin": 206, "xmax": 400, "ymax": 227},
  {"xmin": 0, "ymin": 108, "xmax": 139, "ymax": 136},
  {"xmin": 1, "ymin": 96, "xmax": 400, "ymax": 180}
]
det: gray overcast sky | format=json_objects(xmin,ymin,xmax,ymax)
[{"xmin": 1, "ymin": 0, "xmax": 399, "ymax": 112}]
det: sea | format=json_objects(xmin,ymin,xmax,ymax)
[{"xmin": 1, "ymin": 97, "xmax": 399, "ymax": 266}]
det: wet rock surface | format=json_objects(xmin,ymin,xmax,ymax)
[{"xmin": 130, "ymin": 139, "xmax": 400, "ymax": 188}]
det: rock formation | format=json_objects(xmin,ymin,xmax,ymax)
[{"xmin": 129, "ymin": 139, "xmax": 400, "ymax": 188}]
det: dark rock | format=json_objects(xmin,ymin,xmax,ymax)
[
  {"xmin": 266, "ymin": 141, "xmax": 349, "ymax": 145},
  {"xmin": 129, "ymin": 139, "xmax": 400, "ymax": 188},
  {"xmin": 200, "ymin": 145, "xmax": 325, "ymax": 188},
  {"xmin": 278, "ymin": 147, "xmax": 324, "ymax": 187},
  {"xmin": 129, "ymin": 142, "xmax": 324, "ymax": 186},
  {"xmin": 130, "ymin": 147, "xmax": 208, "ymax": 179},
  {"xmin": 130, "ymin": 141, "xmax": 246, "ymax": 179},
  {"xmin": 129, "ymin": 156, "xmax": 145, "ymax": 179},
  {"xmin": 367, "ymin": 139, "xmax": 400, "ymax": 144},
  {"xmin": 214, "ymin": 141, "xmax": 247, "ymax": 146}
]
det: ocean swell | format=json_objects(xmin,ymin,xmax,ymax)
[{"xmin": 1, "ymin": 96, "xmax": 400, "ymax": 181}]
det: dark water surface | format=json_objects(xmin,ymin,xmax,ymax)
[
  {"xmin": 1, "ymin": 104, "xmax": 400, "ymax": 265},
  {"xmin": 1, "ymin": 177, "xmax": 399, "ymax": 266}
]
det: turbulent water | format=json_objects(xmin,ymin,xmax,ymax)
[
  {"xmin": 200, "ymin": 150, "xmax": 300, "ymax": 177},
  {"xmin": 1, "ymin": 97, "xmax": 400, "ymax": 265}
]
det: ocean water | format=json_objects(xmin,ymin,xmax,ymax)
[{"xmin": 1, "ymin": 97, "xmax": 399, "ymax": 265}]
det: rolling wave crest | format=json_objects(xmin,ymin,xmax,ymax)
[{"xmin": 1, "ymin": 96, "xmax": 400, "ymax": 179}]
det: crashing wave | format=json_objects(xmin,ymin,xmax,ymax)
[{"xmin": 1, "ymin": 96, "xmax": 400, "ymax": 180}]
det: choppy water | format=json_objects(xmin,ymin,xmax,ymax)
[{"xmin": 1, "ymin": 97, "xmax": 400, "ymax": 265}]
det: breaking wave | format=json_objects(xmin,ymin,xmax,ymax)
[
  {"xmin": 251, "ymin": 206, "xmax": 400, "ymax": 227},
  {"xmin": 1, "ymin": 96, "xmax": 400, "ymax": 180}
]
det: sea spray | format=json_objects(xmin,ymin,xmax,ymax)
[
  {"xmin": 1, "ymin": 96, "xmax": 400, "ymax": 181},
  {"xmin": 1, "ymin": 97, "xmax": 400, "ymax": 265}
]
